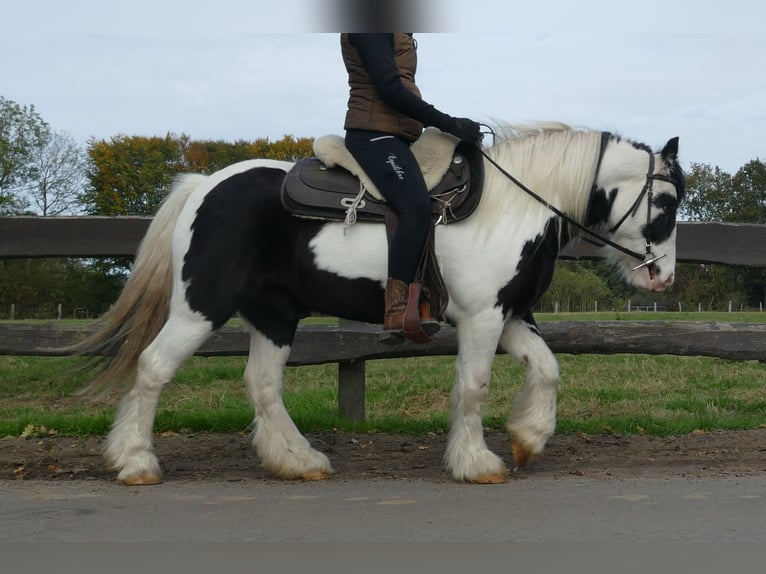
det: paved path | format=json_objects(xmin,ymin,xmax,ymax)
[{"xmin": 2, "ymin": 475, "xmax": 765, "ymax": 542}]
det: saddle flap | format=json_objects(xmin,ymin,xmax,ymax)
[{"xmin": 282, "ymin": 158, "xmax": 387, "ymax": 221}]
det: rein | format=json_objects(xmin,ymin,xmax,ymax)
[{"xmin": 474, "ymin": 129, "xmax": 670, "ymax": 277}]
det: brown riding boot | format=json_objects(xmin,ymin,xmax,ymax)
[{"xmin": 380, "ymin": 278, "xmax": 409, "ymax": 344}]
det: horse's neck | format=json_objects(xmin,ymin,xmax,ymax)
[{"xmin": 478, "ymin": 132, "xmax": 600, "ymax": 230}]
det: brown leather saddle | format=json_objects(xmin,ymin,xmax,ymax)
[{"xmin": 281, "ymin": 141, "xmax": 484, "ymax": 225}]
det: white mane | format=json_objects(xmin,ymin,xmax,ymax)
[{"xmin": 477, "ymin": 123, "xmax": 602, "ymax": 230}]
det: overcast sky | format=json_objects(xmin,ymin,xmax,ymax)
[{"xmin": 2, "ymin": 1, "xmax": 764, "ymax": 174}]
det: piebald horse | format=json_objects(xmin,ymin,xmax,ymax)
[{"xmin": 74, "ymin": 124, "xmax": 685, "ymax": 484}]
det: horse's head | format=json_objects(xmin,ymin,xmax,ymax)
[{"xmin": 590, "ymin": 136, "xmax": 686, "ymax": 292}]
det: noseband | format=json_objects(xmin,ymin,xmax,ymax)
[{"xmin": 477, "ymin": 129, "xmax": 677, "ymax": 280}]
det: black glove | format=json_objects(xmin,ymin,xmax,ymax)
[{"xmin": 445, "ymin": 117, "xmax": 483, "ymax": 144}]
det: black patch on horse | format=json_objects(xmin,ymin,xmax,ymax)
[
  {"xmin": 496, "ymin": 218, "xmax": 560, "ymax": 319},
  {"xmin": 586, "ymin": 187, "xmax": 619, "ymax": 227},
  {"xmin": 182, "ymin": 166, "xmax": 386, "ymax": 346}
]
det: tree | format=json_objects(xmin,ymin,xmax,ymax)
[
  {"xmin": 23, "ymin": 131, "xmax": 86, "ymax": 215},
  {"xmin": 82, "ymin": 134, "xmax": 186, "ymax": 216},
  {"xmin": 680, "ymin": 162, "xmax": 733, "ymax": 222},
  {"xmin": 730, "ymin": 159, "xmax": 766, "ymax": 224},
  {"xmin": 183, "ymin": 135, "xmax": 314, "ymax": 173},
  {"xmin": 0, "ymin": 96, "xmax": 51, "ymax": 214},
  {"xmin": 538, "ymin": 262, "xmax": 615, "ymax": 312}
]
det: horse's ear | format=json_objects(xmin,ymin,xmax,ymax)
[{"xmin": 661, "ymin": 137, "xmax": 679, "ymax": 161}]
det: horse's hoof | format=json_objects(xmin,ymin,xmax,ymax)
[
  {"xmin": 511, "ymin": 441, "xmax": 538, "ymax": 467},
  {"xmin": 301, "ymin": 469, "xmax": 334, "ymax": 481},
  {"xmin": 467, "ymin": 471, "xmax": 509, "ymax": 484},
  {"xmin": 118, "ymin": 471, "xmax": 163, "ymax": 486}
]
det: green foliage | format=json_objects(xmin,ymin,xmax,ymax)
[
  {"xmin": 0, "ymin": 259, "xmax": 124, "ymax": 319},
  {"xmin": 731, "ymin": 159, "xmax": 766, "ymax": 223},
  {"xmin": 683, "ymin": 159, "xmax": 766, "ymax": 224},
  {"xmin": 681, "ymin": 162, "xmax": 733, "ymax": 221},
  {"xmin": 538, "ymin": 261, "xmax": 615, "ymax": 312}
]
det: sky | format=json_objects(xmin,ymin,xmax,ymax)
[{"xmin": 2, "ymin": 1, "xmax": 765, "ymax": 174}]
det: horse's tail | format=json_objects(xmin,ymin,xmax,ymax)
[{"xmin": 71, "ymin": 174, "xmax": 206, "ymax": 394}]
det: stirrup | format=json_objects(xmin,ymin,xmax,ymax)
[{"xmin": 402, "ymin": 283, "xmax": 436, "ymax": 344}]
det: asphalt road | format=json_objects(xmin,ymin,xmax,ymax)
[{"xmin": 2, "ymin": 474, "xmax": 765, "ymax": 542}]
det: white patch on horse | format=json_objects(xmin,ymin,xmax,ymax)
[{"xmin": 309, "ymin": 221, "xmax": 389, "ymax": 284}]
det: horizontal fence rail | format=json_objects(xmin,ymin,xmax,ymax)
[
  {"xmin": 2, "ymin": 217, "xmax": 766, "ymax": 266},
  {"xmin": 2, "ymin": 321, "xmax": 764, "ymax": 361}
]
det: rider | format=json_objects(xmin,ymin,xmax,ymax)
[{"xmin": 341, "ymin": 33, "xmax": 483, "ymax": 344}]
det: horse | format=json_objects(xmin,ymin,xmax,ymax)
[{"xmin": 73, "ymin": 123, "xmax": 685, "ymax": 485}]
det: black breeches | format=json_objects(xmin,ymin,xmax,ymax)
[{"xmin": 345, "ymin": 129, "xmax": 430, "ymax": 283}]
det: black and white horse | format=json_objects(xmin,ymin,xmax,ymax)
[{"xmin": 76, "ymin": 124, "xmax": 685, "ymax": 484}]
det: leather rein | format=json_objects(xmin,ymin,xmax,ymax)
[{"xmin": 475, "ymin": 129, "xmax": 675, "ymax": 279}]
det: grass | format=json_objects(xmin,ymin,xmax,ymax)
[
  {"xmin": 1, "ymin": 312, "xmax": 764, "ymax": 438},
  {"xmin": 534, "ymin": 311, "xmax": 766, "ymax": 323},
  {"xmin": 2, "ymin": 353, "xmax": 765, "ymax": 439}
]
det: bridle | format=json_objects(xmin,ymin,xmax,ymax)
[{"xmin": 475, "ymin": 129, "xmax": 678, "ymax": 280}]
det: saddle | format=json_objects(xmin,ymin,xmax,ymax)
[
  {"xmin": 281, "ymin": 129, "xmax": 484, "ymax": 225},
  {"xmin": 280, "ymin": 129, "xmax": 485, "ymax": 332}
]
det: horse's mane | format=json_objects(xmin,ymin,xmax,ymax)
[{"xmin": 477, "ymin": 122, "xmax": 602, "ymax": 232}]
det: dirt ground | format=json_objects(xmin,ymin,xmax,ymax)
[{"xmin": 2, "ymin": 428, "xmax": 766, "ymax": 482}]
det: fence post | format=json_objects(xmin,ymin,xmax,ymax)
[
  {"xmin": 57, "ymin": 304, "xmax": 63, "ymax": 320},
  {"xmin": 10, "ymin": 304, "xmax": 14, "ymax": 321},
  {"xmin": 627, "ymin": 299, "xmax": 631, "ymax": 312},
  {"xmin": 338, "ymin": 360, "xmax": 366, "ymax": 422},
  {"xmin": 337, "ymin": 318, "xmax": 366, "ymax": 421},
  {"xmin": 729, "ymin": 301, "xmax": 732, "ymax": 313}
]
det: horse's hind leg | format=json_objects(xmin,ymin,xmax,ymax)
[
  {"xmin": 242, "ymin": 321, "xmax": 333, "ymax": 480},
  {"xmin": 500, "ymin": 316, "xmax": 560, "ymax": 467},
  {"xmin": 104, "ymin": 311, "xmax": 213, "ymax": 485}
]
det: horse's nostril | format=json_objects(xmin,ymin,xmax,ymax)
[{"xmin": 664, "ymin": 273, "xmax": 675, "ymax": 286}]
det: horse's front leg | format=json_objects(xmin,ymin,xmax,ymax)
[
  {"xmin": 500, "ymin": 316, "xmax": 560, "ymax": 467},
  {"xmin": 444, "ymin": 309, "xmax": 508, "ymax": 483}
]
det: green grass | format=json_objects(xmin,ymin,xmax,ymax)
[
  {"xmin": 2, "ymin": 350, "xmax": 765, "ymax": 439},
  {"xmin": 535, "ymin": 311, "xmax": 766, "ymax": 323},
  {"xmin": 1, "ymin": 312, "xmax": 764, "ymax": 438}
]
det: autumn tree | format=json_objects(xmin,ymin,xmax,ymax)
[
  {"xmin": 183, "ymin": 135, "xmax": 314, "ymax": 173},
  {"xmin": 82, "ymin": 134, "xmax": 186, "ymax": 216}
]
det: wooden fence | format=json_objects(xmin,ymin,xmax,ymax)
[{"xmin": 2, "ymin": 217, "xmax": 766, "ymax": 421}]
